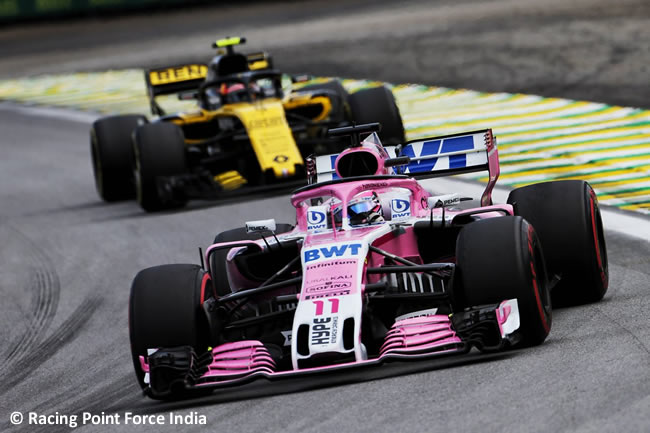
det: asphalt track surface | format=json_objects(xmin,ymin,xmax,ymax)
[{"xmin": 1, "ymin": 1, "xmax": 649, "ymax": 432}]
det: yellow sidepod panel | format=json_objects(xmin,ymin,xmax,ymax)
[{"xmin": 228, "ymin": 100, "xmax": 304, "ymax": 178}]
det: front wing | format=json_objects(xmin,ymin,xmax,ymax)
[{"xmin": 140, "ymin": 300, "xmax": 520, "ymax": 398}]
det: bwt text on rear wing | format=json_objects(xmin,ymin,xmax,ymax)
[{"xmin": 315, "ymin": 129, "xmax": 500, "ymax": 206}]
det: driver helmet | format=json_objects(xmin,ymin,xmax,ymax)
[
  {"xmin": 220, "ymin": 83, "xmax": 247, "ymax": 102},
  {"xmin": 328, "ymin": 191, "xmax": 384, "ymax": 228}
]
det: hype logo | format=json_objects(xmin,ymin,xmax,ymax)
[
  {"xmin": 307, "ymin": 206, "xmax": 328, "ymax": 232},
  {"xmin": 391, "ymin": 198, "xmax": 411, "ymax": 220}
]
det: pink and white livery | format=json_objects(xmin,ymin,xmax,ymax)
[{"xmin": 129, "ymin": 123, "xmax": 609, "ymax": 399}]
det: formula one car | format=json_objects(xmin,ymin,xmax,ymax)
[
  {"xmin": 128, "ymin": 123, "xmax": 608, "ymax": 399},
  {"xmin": 90, "ymin": 37, "xmax": 404, "ymax": 212}
]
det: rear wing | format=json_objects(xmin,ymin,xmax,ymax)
[
  {"xmin": 246, "ymin": 52, "xmax": 274, "ymax": 71},
  {"xmin": 315, "ymin": 129, "xmax": 500, "ymax": 206},
  {"xmin": 145, "ymin": 64, "xmax": 208, "ymax": 98},
  {"xmin": 144, "ymin": 53, "xmax": 274, "ymax": 115}
]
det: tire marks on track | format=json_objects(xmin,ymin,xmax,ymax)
[
  {"xmin": 13, "ymin": 373, "xmax": 140, "ymax": 433},
  {"xmin": 0, "ymin": 294, "xmax": 103, "ymax": 394},
  {"xmin": 1, "ymin": 226, "xmax": 59, "ymax": 369}
]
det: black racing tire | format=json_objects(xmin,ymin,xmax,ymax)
[
  {"xmin": 456, "ymin": 216, "xmax": 552, "ymax": 347},
  {"xmin": 507, "ymin": 180, "xmax": 608, "ymax": 307},
  {"xmin": 348, "ymin": 86, "xmax": 405, "ymax": 145},
  {"xmin": 133, "ymin": 122, "xmax": 188, "ymax": 212},
  {"xmin": 295, "ymin": 79, "xmax": 349, "ymax": 123},
  {"xmin": 129, "ymin": 264, "xmax": 211, "ymax": 389},
  {"xmin": 210, "ymin": 224, "xmax": 294, "ymax": 296},
  {"xmin": 90, "ymin": 114, "xmax": 147, "ymax": 202}
]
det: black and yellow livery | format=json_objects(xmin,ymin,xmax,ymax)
[{"xmin": 90, "ymin": 37, "xmax": 405, "ymax": 212}]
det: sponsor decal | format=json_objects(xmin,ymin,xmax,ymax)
[
  {"xmin": 401, "ymin": 135, "xmax": 476, "ymax": 173},
  {"xmin": 303, "ymin": 260, "xmax": 357, "ymax": 298},
  {"xmin": 304, "ymin": 290, "xmax": 351, "ymax": 300},
  {"xmin": 303, "ymin": 243, "xmax": 362, "ymax": 263},
  {"xmin": 305, "ymin": 274, "xmax": 352, "ymax": 285},
  {"xmin": 311, "ymin": 306, "xmax": 339, "ymax": 346},
  {"xmin": 246, "ymin": 116, "xmax": 284, "ymax": 131},
  {"xmin": 273, "ymin": 155, "xmax": 289, "ymax": 163},
  {"xmin": 245, "ymin": 219, "xmax": 277, "ymax": 233},
  {"xmin": 442, "ymin": 198, "xmax": 458, "ymax": 206},
  {"xmin": 311, "ymin": 317, "xmax": 332, "ymax": 345},
  {"xmin": 390, "ymin": 198, "xmax": 411, "ymax": 221},
  {"xmin": 306, "ymin": 206, "xmax": 328, "ymax": 232},
  {"xmin": 331, "ymin": 317, "xmax": 339, "ymax": 344},
  {"xmin": 149, "ymin": 64, "xmax": 207, "ymax": 86},
  {"xmin": 428, "ymin": 193, "xmax": 461, "ymax": 208},
  {"xmin": 362, "ymin": 182, "xmax": 388, "ymax": 190},
  {"xmin": 305, "ymin": 259, "xmax": 356, "ymax": 270},
  {"xmin": 306, "ymin": 281, "xmax": 352, "ymax": 293}
]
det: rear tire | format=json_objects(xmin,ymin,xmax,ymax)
[
  {"xmin": 210, "ymin": 224, "xmax": 294, "ymax": 296},
  {"xmin": 133, "ymin": 122, "xmax": 188, "ymax": 212},
  {"xmin": 507, "ymin": 180, "xmax": 608, "ymax": 306},
  {"xmin": 129, "ymin": 264, "xmax": 211, "ymax": 389},
  {"xmin": 90, "ymin": 114, "xmax": 146, "ymax": 201},
  {"xmin": 456, "ymin": 216, "xmax": 552, "ymax": 346},
  {"xmin": 348, "ymin": 86, "xmax": 405, "ymax": 145}
]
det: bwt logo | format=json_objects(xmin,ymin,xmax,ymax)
[
  {"xmin": 304, "ymin": 243, "xmax": 363, "ymax": 263},
  {"xmin": 391, "ymin": 199, "xmax": 411, "ymax": 219},
  {"xmin": 308, "ymin": 210, "xmax": 326, "ymax": 225},
  {"xmin": 307, "ymin": 207, "xmax": 328, "ymax": 231}
]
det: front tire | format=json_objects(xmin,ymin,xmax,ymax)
[
  {"xmin": 507, "ymin": 180, "xmax": 608, "ymax": 306},
  {"xmin": 129, "ymin": 264, "xmax": 211, "ymax": 390},
  {"xmin": 456, "ymin": 216, "xmax": 552, "ymax": 346},
  {"xmin": 133, "ymin": 122, "xmax": 188, "ymax": 212},
  {"xmin": 90, "ymin": 114, "xmax": 146, "ymax": 201}
]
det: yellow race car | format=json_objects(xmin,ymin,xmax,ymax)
[{"xmin": 90, "ymin": 37, "xmax": 405, "ymax": 211}]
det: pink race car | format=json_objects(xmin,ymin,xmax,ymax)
[{"xmin": 129, "ymin": 123, "xmax": 608, "ymax": 399}]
